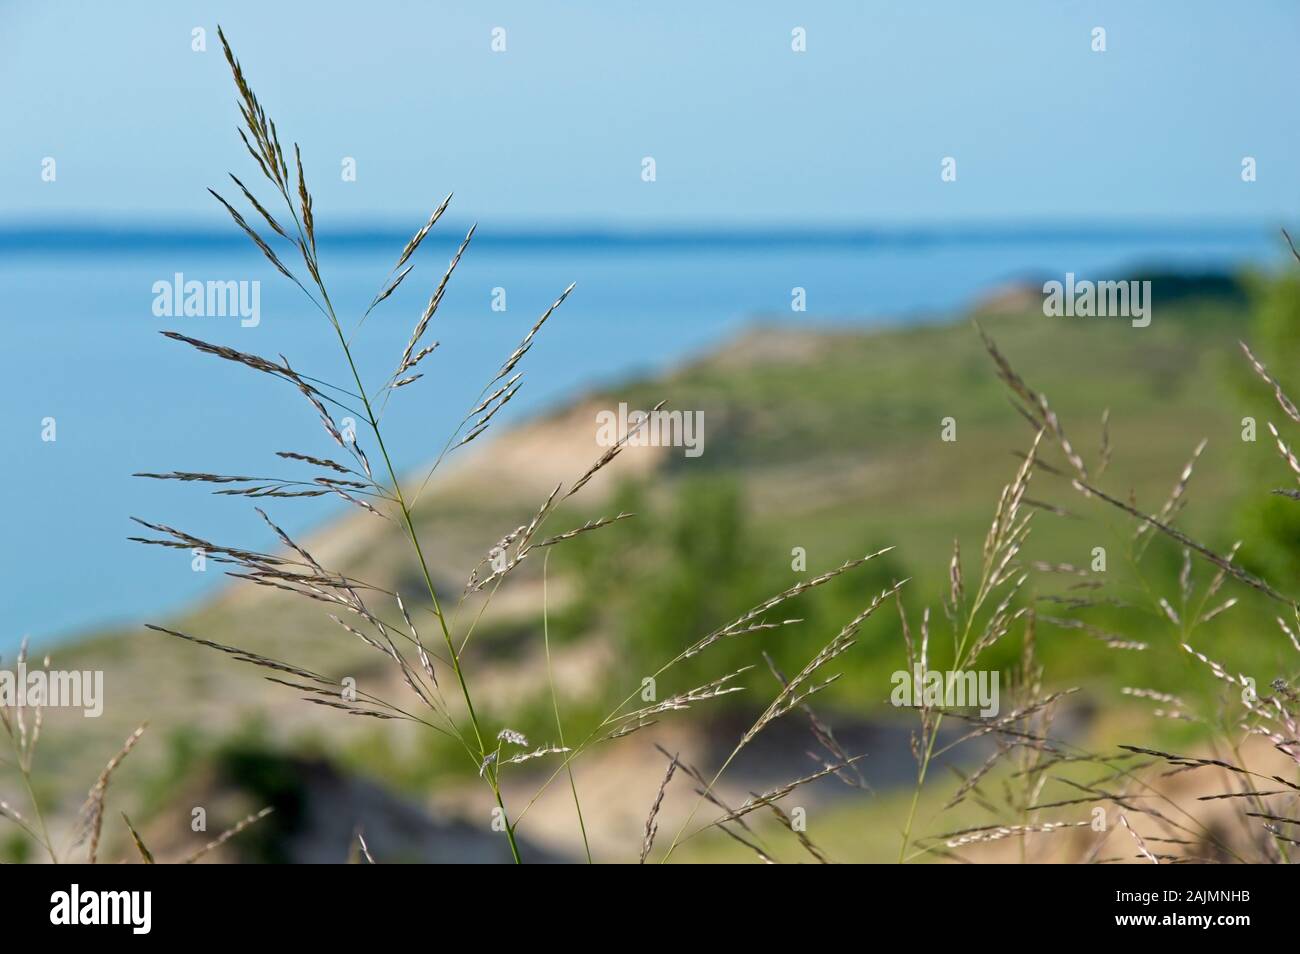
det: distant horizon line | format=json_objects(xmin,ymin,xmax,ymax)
[{"xmin": 0, "ymin": 218, "xmax": 1285, "ymax": 255}]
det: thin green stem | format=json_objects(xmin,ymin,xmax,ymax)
[
  {"xmin": 542, "ymin": 551, "xmax": 592, "ymax": 862},
  {"xmin": 325, "ymin": 316, "xmax": 522, "ymax": 863},
  {"xmin": 4, "ymin": 730, "xmax": 57, "ymax": 863},
  {"xmin": 896, "ymin": 717, "xmax": 943, "ymax": 864},
  {"xmin": 282, "ymin": 185, "xmax": 524, "ymax": 861}
]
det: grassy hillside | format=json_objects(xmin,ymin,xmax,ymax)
[{"xmin": 12, "ymin": 273, "xmax": 1300, "ymax": 861}]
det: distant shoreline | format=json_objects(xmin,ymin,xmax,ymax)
[{"xmin": 0, "ymin": 220, "xmax": 1281, "ymax": 256}]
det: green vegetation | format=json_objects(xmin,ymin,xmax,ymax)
[{"xmin": 544, "ymin": 276, "xmax": 1294, "ymax": 721}]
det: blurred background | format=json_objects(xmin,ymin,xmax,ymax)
[{"xmin": 3, "ymin": 1, "xmax": 1300, "ymax": 862}]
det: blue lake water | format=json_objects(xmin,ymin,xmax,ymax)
[{"xmin": 0, "ymin": 224, "xmax": 1288, "ymax": 649}]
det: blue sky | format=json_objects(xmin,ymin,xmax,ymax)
[{"xmin": 2, "ymin": 0, "xmax": 1299, "ymax": 227}]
